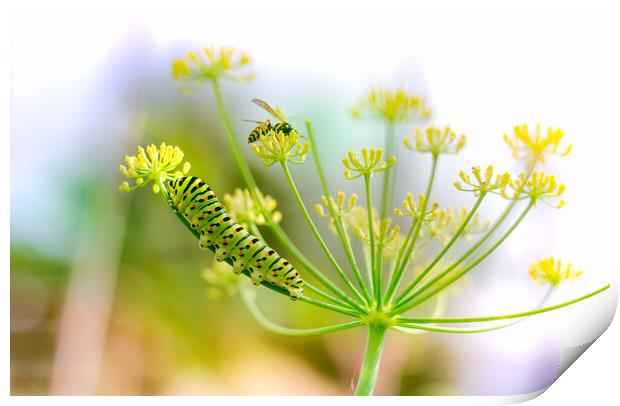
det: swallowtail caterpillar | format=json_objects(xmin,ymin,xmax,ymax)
[{"xmin": 167, "ymin": 176, "xmax": 304, "ymax": 299}]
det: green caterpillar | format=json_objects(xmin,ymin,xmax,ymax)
[{"xmin": 167, "ymin": 176, "xmax": 304, "ymax": 300}]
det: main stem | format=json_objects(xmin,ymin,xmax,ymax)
[{"xmin": 354, "ymin": 324, "xmax": 388, "ymax": 396}]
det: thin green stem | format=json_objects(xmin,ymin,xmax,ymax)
[
  {"xmin": 280, "ymin": 162, "xmax": 367, "ymax": 306},
  {"xmin": 393, "ymin": 193, "xmax": 486, "ymax": 306},
  {"xmin": 379, "ymin": 122, "xmax": 397, "ymax": 220},
  {"xmin": 391, "ymin": 200, "xmax": 535, "ymax": 315},
  {"xmin": 209, "ymin": 81, "xmax": 357, "ymax": 307},
  {"xmin": 211, "ymin": 81, "xmax": 257, "ymax": 189},
  {"xmin": 364, "ymin": 175, "xmax": 379, "ymax": 306},
  {"xmin": 297, "ymin": 296, "xmax": 364, "ymax": 317},
  {"xmin": 373, "ymin": 225, "xmax": 388, "ymax": 311},
  {"xmin": 395, "ymin": 323, "xmax": 519, "ymax": 334},
  {"xmin": 354, "ymin": 324, "xmax": 388, "ymax": 396},
  {"xmin": 384, "ymin": 155, "xmax": 438, "ymax": 304},
  {"xmin": 362, "ymin": 244, "xmax": 374, "ymax": 297},
  {"xmin": 394, "ymin": 285, "xmax": 610, "ymax": 334},
  {"xmin": 387, "ymin": 217, "xmax": 418, "ymax": 295},
  {"xmin": 305, "ymin": 119, "xmax": 372, "ymax": 305},
  {"xmin": 240, "ymin": 287, "xmax": 364, "ymax": 335},
  {"xmin": 396, "ymin": 285, "xmax": 609, "ymax": 324},
  {"xmin": 304, "ymin": 283, "xmax": 361, "ymax": 312}
]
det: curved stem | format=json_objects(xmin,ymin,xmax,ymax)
[
  {"xmin": 364, "ymin": 175, "xmax": 379, "ymax": 306},
  {"xmin": 280, "ymin": 161, "xmax": 366, "ymax": 306},
  {"xmin": 304, "ymin": 283, "xmax": 361, "ymax": 312},
  {"xmin": 354, "ymin": 324, "xmax": 388, "ymax": 395},
  {"xmin": 305, "ymin": 119, "xmax": 372, "ymax": 305},
  {"xmin": 384, "ymin": 156, "xmax": 438, "ymax": 304},
  {"xmin": 297, "ymin": 296, "xmax": 363, "ymax": 317},
  {"xmin": 395, "ymin": 323, "xmax": 518, "ymax": 334},
  {"xmin": 211, "ymin": 81, "xmax": 257, "ymax": 189},
  {"xmin": 390, "ymin": 200, "xmax": 535, "ymax": 315},
  {"xmin": 362, "ymin": 244, "xmax": 374, "ymax": 297},
  {"xmin": 397, "ymin": 285, "xmax": 609, "ymax": 324},
  {"xmin": 240, "ymin": 287, "xmax": 363, "ymax": 336},
  {"xmin": 393, "ymin": 193, "xmax": 486, "ymax": 306},
  {"xmin": 379, "ymin": 122, "xmax": 396, "ymax": 220}
]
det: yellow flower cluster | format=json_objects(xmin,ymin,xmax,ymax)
[
  {"xmin": 251, "ymin": 129, "xmax": 310, "ymax": 166},
  {"xmin": 528, "ymin": 257, "xmax": 583, "ymax": 287},
  {"xmin": 504, "ymin": 124, "xmax": 571, "ymax": 166},
  {"xmin": 315, "ymin": 192, "xmax": 358, "ymax": 219},
  {"xmin": 351, "ymin": 87, "xmax": 431, "ymax": 123},
  {"xmin": 172, "ymin": 46, "xmax": 254, "ymax": 92},
  {"xmin": 420, "ymin": 207, "xmax": 489, "ymax": 245},
  {"xmin": 342, "ymin": 148, "xmax": 396, "ymax": 180},
  {"xmin": 354, "ymin": 218, "xmax": 401, "ymax": 250},
  {"xmin": 119, "ymin": 143, "xmax": 191, "ymax": 193},
  {"xmin": 394, "ymin": 193, "xmax": 439, "ymax": 221},
  {"xmin": 448, "ymin": 208, "xmax": 490, "ymax": 242},
  {"xmin": 404, "ymin": 126, "xmax": 466, "ymax": 156},
  {"xmin": 505, "ymin": 171, "xmax": 566, "ymax": 208},
  {"xmin": 223, "ymin": 188, "xmax": 282, "ymax": 228},
  {"xmin": 454, "ymin": 165, "xmax": 511, "ymax": 196}
]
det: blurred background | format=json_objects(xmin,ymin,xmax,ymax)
[{"xmin": 10, "ymin": 3, "xmax": 616, "ymax": 396}]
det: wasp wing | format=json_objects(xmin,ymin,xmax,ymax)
[{"xmin": 251, "ymin": 98, "xmax": 286, "ymax": 122}]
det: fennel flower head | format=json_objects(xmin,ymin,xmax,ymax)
[
  {"xmin": 223, "ymin": 188, "xmax": 282, "ymax": 228},
  {"xmin": 119, "ymin": 143, "xmax": 190, "ymax": 194},
  {"xmin": 172, "ymin": 46, "xmax": 255, "ymax": 92},
  {"xmin": 503, "ymin": 124, "xmax": 572, "ymax": 167},
  {"xmin": 528, "ymin": 257, "xmax": 583, "ymax": 287},
  {"xmin": 351, "ymin": 87, "xmax": 431, "ymax": 123}
]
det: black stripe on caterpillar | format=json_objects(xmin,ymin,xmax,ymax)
[{"xmin": 166, "ymin": 176, "xmax": 304, "ymax": 300}]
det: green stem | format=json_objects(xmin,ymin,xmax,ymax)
[
  {"xmin": 364, "ymin": 175, "xmax": 379, "ymax": 306},
  {"xmin": 396, "ymin": 284, "xmax": 609, "ymax": 324},
  {"xmin": 305, "ymin": 119, "xmax": 372, "ymax": 305},
  {"xmin": 384, "ymin": 155, "xmax": 438, "ymax": 304},
  {"xmin": 280, "ymin": 162, "xmax": 367, "ymax": 306},
  {"xmin": 379, "ymin": 122, "xmax": 397, "ymax": 220},
  {"xmin": 391, "ymin": 200, "xmax": 535, "ymax": 315},
  {"xmin": 298, "ymin": 297, "xmax": 362, "ymax": 317},
  {"xmin": 211, "ymin": 80, "xmax": 257, "ymax": 189},
  {"xmin": 362, "ymin": 244, "xmax": 374, "ymax": 297},
  {"xmin": 240, "ymin": 287, "xmax": 363, "ymax": 336},
  {"xmin": 392, "ymin": 193, "xmax": 486, "ymax": 306},
  {"xmin": 354, "ymin": 324, "xmax": 388, "ymax": 395}
]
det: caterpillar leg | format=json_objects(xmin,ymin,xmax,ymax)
[
  {"xmin": 228, "ymin": 237, "xmax": 265, "ymax": 275},
  {"xmin": 266, "ymin": 257, "xmax": 304, "ymax": 300},
  {"xmin": 247, "ymin": 248, "xmax": 279, "ymax": 286},
  {"xmin": 213, "ymin": 226, "xmax": 250, "ymax": 261}
]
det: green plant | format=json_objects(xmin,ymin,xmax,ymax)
[{"xmin": 118, "ymin": 46, "xmax": 610, "ymax": 395}]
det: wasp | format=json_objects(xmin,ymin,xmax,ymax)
[{"xmin": 247, "ymin": 98, "xmax": 296, "ymax": 144}]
